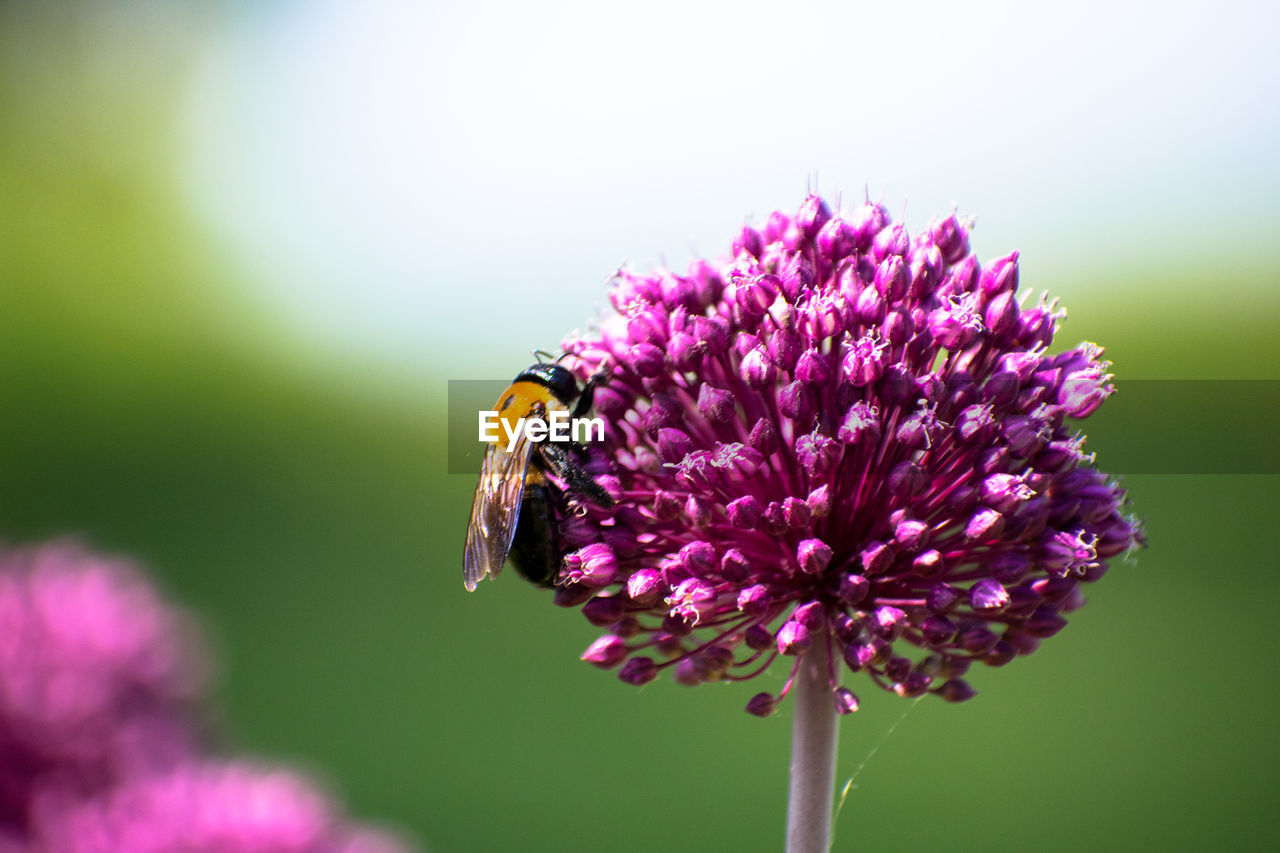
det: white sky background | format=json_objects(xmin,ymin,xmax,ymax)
[{"xmin": 180, "ymin": 0, "xmax": 1280, "ymax": 377}]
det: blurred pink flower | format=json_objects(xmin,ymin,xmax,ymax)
[
  {"xmin": 0, "ymin": 542, "xmax": 203, "ymax": 831},
  {"xmin": 27, "ymin": 762, "xmax": 407, "ymax": 853},
  {"xmin": 0, "ymin": 541, "xmax": 411, "ymax": 852}
]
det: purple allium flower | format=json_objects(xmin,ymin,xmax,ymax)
[
  {"xmin": 0, "ymin": 541, "xmax": 413, "ymax": 851},
  {"xmin": 0, "ymin": 542, "xmax": 204, "ymax": 831},
  {"xmin": 555, "ymin": 196, "xmax": 1142, "ymax": 714},
  {"xmin": 26, "ymin": 762, "xmax": 408, "ymax": 853}
]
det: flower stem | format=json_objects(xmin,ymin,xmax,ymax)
[{"xmin": 786, "ymin": 636, "xmax": 837, "ymax": 853}]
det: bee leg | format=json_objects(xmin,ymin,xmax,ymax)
[
  {"xmin": 538, "ymin": 442, "xmax": 615, "ymax": 507},
  {"xmin": 570, "ymin": 366, "xmax": 611, "ymax": 420}
]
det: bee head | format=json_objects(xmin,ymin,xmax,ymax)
[{"xmin": 515, "ymin": 361, "xmax": 580, "ymax": 405}]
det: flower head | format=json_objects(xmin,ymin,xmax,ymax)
[
  {"xmin": 0, "ymin": 542, "xmax": 204, "ymax": 829},
  {"xmin": 555, "ymin": 196, "xmax": 1142, "ymax": 714},
  {"xmin": 0, "ymin": 541, "xmax": 412, "ymax": 851},
  {"xmin": 26, "ymin": 762, "xmax": 409, "ymax": 853}
]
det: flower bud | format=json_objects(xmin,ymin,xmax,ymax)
[
  {"xmin": 720, "ymin": 548, "xmax": 750, "ymax": 583},
  {"xmin": 626, "ymin": 570, "xmax": 664, "ymax": 605},
  {"xmin": 816, "ymin": 216, "xmax": 856, "ymax": 260},
  {"xmin": 870, "ymin": 606, "xmax": 907, "ymax": 639},
  {"xmin": 582, "ymin": 635, "xmax": 627, "ymax": 668},
  {"xmin": 874, "ymin": 256, "xmax": 909, "ymax": 301},
  {"xmin": 930, "ymin": 214, "xmax": 970, "ymax": 264},
  {"xmin": 767, "ymin": 326, "xmax": 802, "ymax": 371},
  {"xmin": 893, "ymin": 518, "xmax": 929, "ymax": 550},
  {"xmin": 792, "ymin": 601, "xmax": 826, "ymax": 630},
  {"xmin": 937, "ymin": 678, "xmax": 976, "ymax": 703},
  {"xmin": 888, "ymin": 462, "xmax": 927, "ymax": 498},
  {"xmin": 795, "ymin": 194, "xmax": 832, "ymax": 239},
  {"xmin": 656, "ymin": 428, "xmax": 694, "ymax": 463},
  {"xmin": 795, "ymin": 349, "xmax": 832, "ymax": 386},
  {"xmin": 697, "ymin": 383, "xmax": 735, "ymax": 423},
  {"xmin": 745, "ymin": 623, "xmax": 774, "ymax": 650},
  {"xmin": 872, "ymin": 222, "xmax": 909, "ymax": 260},
  {"xmin": 746, "ymin": 692, "xmax": 778, "ymax": 717},
  {"xmin": 732, "ymin": 225, "xmax": 764, "ymax": 259},
  {"xmin": 740, "ymin": 347, "xmax": 776, "ymax": 389},
  {"xmin": 807, "ymin": 485, "xmax": 831, "ymax": 518},
  {"xmin": 618, "ymin": 657, "xmax": 658, "ymax": 685},
  {"xmin": 726, "ymin": 495, "xmax": 763, "ymax": 529},
  {"xmin": 797, "ymin": 539, "xmax": 832, "ymax": 575},
  {"xmin": 859, "ymin": 541, "xmax": 894, "ymax": 576},
  {"xmin": 583, "ymin": 595, "xmax": 624, "ymax": 626},
  {"xmin": 839, "ymin": 573, "xmax": 870, "ymax": 606},
  {"xmin": 969, "ymin": 579, "xmax": 1010, "ymax": 613},
  {"xmin": 849, "ymin": 202, "xmax": 889, "ymax": 249},
  {"xmin": 833, "ymin": 687, "xmax": 860, "ymax": 714},
  {"xmin": 776, "ymin": 620, "xmax": 812, "ymax": 656},
  {"xmin": 678, "ymin": 541, "xmax": 716, "ymax": 574},
  {"xmin": 737, "ymin": 584, "xmax": 771, "ymax": 616},
  {"xmin": 777, "ymin": 381, "xmax": 813, "ymax": 423},
  {"xmin": 979, "ymin": 251, "xmax": 1019, "ymax": 297},
  {"xmin": 747, "ymin": 417, "xmax": 779, "ymax": 456},
  {"xmin": 629, "ymin": 343, "xmax": 665, "ymax": 377},
  {"xmin": 921, "ymin": 615, "xmax": 957, "ymax": 644}
]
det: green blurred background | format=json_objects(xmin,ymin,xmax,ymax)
[{"xmin": 2, "ymin": 1, "xmax": 1277, "ymax": 850}]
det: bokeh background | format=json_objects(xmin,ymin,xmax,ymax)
[{"xmin": 2, "ymin": 0, "xmax": 1277, "ymax": 850}]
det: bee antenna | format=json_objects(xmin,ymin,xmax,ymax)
[{"xmin": 532, "ymin": 349, "xmax": 557, "ymax": 364}]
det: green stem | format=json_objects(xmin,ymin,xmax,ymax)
[{"xmin": 786, "ymin": 636, "xmax": 837, "ymax": 853}]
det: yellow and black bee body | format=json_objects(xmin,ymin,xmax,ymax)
[{"xmin": 463, "ymin": 361, "xmax": 612, "ymax": 591}]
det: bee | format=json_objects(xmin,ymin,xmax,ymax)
[{"xmin": 463, "ymin": 355, "xmax": 614, "ymax": 591}]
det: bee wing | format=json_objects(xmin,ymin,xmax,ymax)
[{"xmin": 463, "ymin": 435, "xmax": 534, "ymax": 591}]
